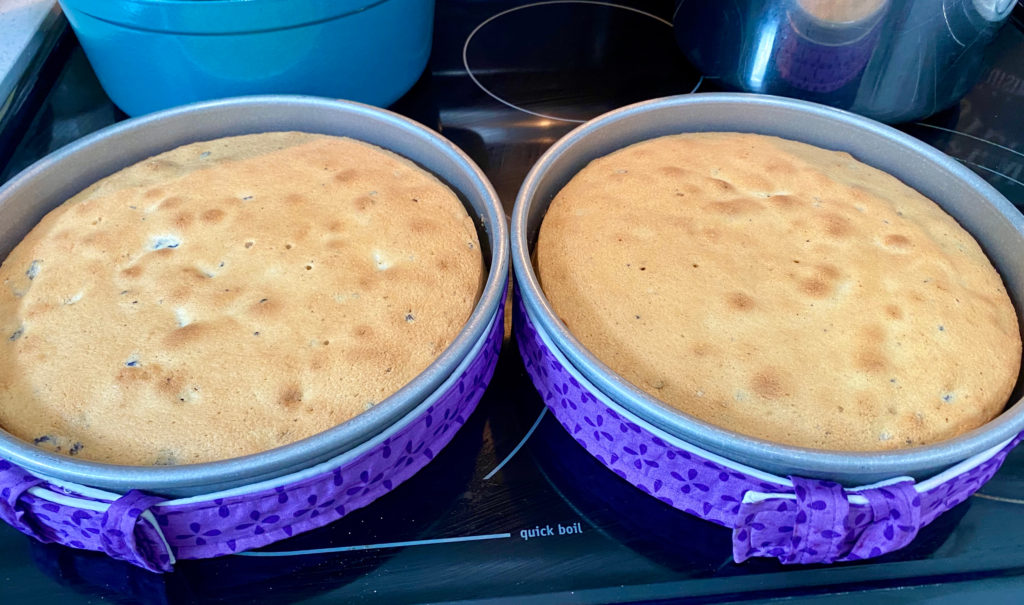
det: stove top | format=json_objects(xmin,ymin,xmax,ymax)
[{"xmin": 2, "ymin": 1, "xmax": 1024, "ymax": 603}]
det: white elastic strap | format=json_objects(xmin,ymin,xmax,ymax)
[{"xmin": 25, "ymin": 485, "xmax": 176, "ymax": 565}]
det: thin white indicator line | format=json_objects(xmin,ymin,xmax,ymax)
[
  {"xmin": 236, "ymin": 533, "xmax": 514, "ymax": 557},
  {"xmin": 484, "ymin": 407, "xmax": 548, "ymax": 480},
  {"xmin": 689, "ymin": 75, "xmax": 704, "ymax": 94},
  {"xmin": 462, "ymin": 0, "xmax": 672, "ymax": 124},
  {"xmin": 973, "ymin": 492, "xmax": 1024, "ymax": 505},
  {"xmin": 959, "ymin": 159, "xmax": 1024, "ymax": 188},
  {"xmin": 913, "ymin": 122, "xmax": 1024, "ymax": 162}
]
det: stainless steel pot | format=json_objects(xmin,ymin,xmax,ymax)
[{"xmin": 673, "ymin": 0, "xmax": 1017, "ymax": 123}]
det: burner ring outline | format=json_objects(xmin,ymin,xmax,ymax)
[{"xmin": 462, "ymin": 0, "xmax": 697, "ymax": 124}]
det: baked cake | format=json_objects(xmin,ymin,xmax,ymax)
[
  {"xmin": 536, "ymin": 132, "xmax": 1021, "ymax": 451},
  {"xmin": 0, "ymin": 132, "xmax": 484, "ymax": 465}
]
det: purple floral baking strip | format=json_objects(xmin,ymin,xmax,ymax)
[
  {"xmin": 512, "ymin": 287, "xmax": 1021, "ymax": 565},
  {"xmin": 0, "ymin": 290, "xmax": 505, "ymax": 573}
]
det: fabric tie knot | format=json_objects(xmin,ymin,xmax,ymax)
[
  {"xmin": 99, "ymin": 490, "xmax": 175, "ymax": 573},
  {"xmin": 733, "ymin": 476, "xmax": 921, "ymax": 564}
]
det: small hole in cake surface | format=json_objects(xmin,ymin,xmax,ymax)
[
  {"xmin": 151, "ymin": 235, "xmax": 181, "ymax": 250},
  {"xmin": 245, "ymin": 241, "xmax": 254, "ymax": 249},
  {"xmin": 285, "ymin": 244, "xmax": 293, "ymax": 250},
  {"xmin": 175, "ymin": 308, "xmax": 191, "ymax": 327},
  {"xmin": 26, "ymin": 260, "xmax": 41, "ymax": 280},
  {"xmin": 373, "ymin": 250, "xmax": 391, "ymax": 270}
]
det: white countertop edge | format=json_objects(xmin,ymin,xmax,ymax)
[{"xmin": 0, "ymin": 0, "xmax": 61, "ymax": 110}]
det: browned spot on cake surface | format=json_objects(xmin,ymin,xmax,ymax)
[
  {"xmin": 163, "ymin": 322, "xmax": 211, "ymax": 347},
  {"xmin": 818, "ymin": 212, "xmax": 852, "ymax": 238},
  {"xmin": 692, "ymin": 342, "xmax": 715, "ymax": 357},
  {"xmin": 659, "ymin": 166, "xmax": 687, "ymax": 177},
  {"xmin": 334, "ymin": 168, "xmax": 358, "ymax": 183},
  {"xmin": 801, "ymin": 278, "xmax": 830, "ymax": 297},
  {"xmin": 751, "ymin": 370, "xmax": 788, "ymax": 400},
  {"xmin": 121, "ymin": 265, "xmax": 143, "ymax": 279},
  {"xmin": 727, "ymin": 292, "xmax": 755, "ymax": 311},
  {"xmin": 706, "ymin": 198, "xmax": 762, "ymax": 216},
  {"xmin": 201, "ymin": 208, "xmax": 225, "ymax": 223},
  {"xmin": 706, "ymin": 177, "xmax": 735, "ymax": 192},
  {"xmin": 159, "ymin": 196, "xmax": 185, "ymax": 211},
  {"xmin": 278, "ymin": 386, "xmax": 303, "ymax": 408},
  {"xmin": 853, "ymin": 324, "xmax": 889, "ymax": 373},
  {"xmin": 884, "ymin": 234, "xmax": 912, "ymax": 249},
  {"xmin": 768, "ymin": 194, "xmax": 801, "ymax": 210},
  {"xmin": 174, "ymin": 212, "xmax": 194, "ymax": 229}
]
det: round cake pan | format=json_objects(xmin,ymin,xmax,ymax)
[
  {"xmin": 0, "ymin": 95, "xmax": 508, "ymax": 497},
  {"xmin": 512, "ymin": 92, "xmax": 1024, "ymax": 485}
]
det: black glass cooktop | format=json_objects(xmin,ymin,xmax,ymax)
[{"xmin": 2, "ymin": 1, "xmax": 1024, "ymax": 603}]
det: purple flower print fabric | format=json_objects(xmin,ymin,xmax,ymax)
[{"xmin": 512, "ymin": 287, "xmax": 1020, "ymax": 565}]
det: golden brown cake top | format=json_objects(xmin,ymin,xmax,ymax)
[
  {"xmin": 0, "ymin": 132, "xmax": 484, "ymax": 465},
  {"xmin": 536, "ymin": 132, "xmax": 1021, "ymax": 451}
]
